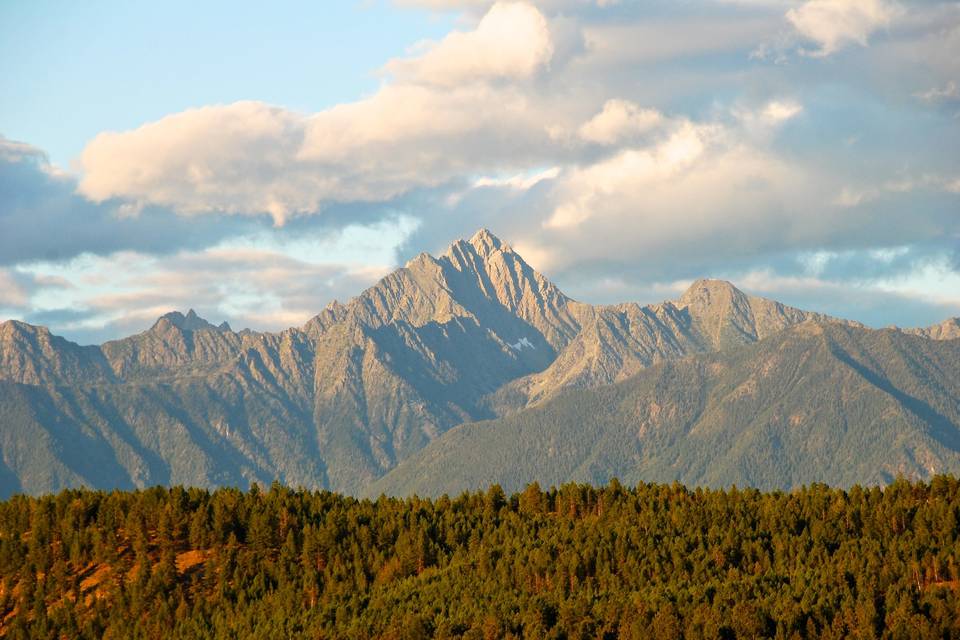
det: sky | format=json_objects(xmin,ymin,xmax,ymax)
[{"xmin": 1, "ymin": 0, "xmax": 958, "ymax": 344}]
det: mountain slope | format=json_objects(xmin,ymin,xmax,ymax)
[{"xmin": 369, "ymin": 323, "xmax": 960, "ymax": 496}]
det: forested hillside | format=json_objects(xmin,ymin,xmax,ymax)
[{"xmin": 1, "ymin": 479, "xmax": 959, "ymax": 639}]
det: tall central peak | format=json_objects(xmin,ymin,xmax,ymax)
[
  {"xmin": 444, "ymin": 229, "xmax": 529, "ymax": 287},
  {"xmin": 468, "ymin": 228, "xmax": 508, "ymax": 257}
]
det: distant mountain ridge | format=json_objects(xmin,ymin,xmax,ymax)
[{"xmin": 1, "ymin": 229, "xmax": 958, "ymax": 497}]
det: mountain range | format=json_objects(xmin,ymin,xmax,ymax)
[{"xmin": 1, "ymin": 229, "xmax": 958, "ymax": 498}]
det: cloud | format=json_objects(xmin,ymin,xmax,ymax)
[
  {"xmin": 386, "ymin": 2, "xmax": 554, "ymax": 86},
  {"xmin": 547, "ymin": 121, "xmax": 716, "ymax": 230},
  {"xmin": 471, "ymin": 167, "xmax": 560, "ymax": 190},
  {"xmin": 833, "ymin": 173, "xmax": 960, "ymax": 207},
  {"xmin": 535, "ymin": 120, "xmax": 817, "ymax": 276},
  {"xmin": 0, "ymin": 269, "xmax": 31, "ymax": 307},
  {"xmin": 914, "ymin": 80, "xmax": 959, "ymax": 103},
  {"xmin": 394, "ymin": 0, "xmax": 618, "ymax": 11},
  {"xmin": 0, "ymin": 136, "xmax": 250, "ymax": 265},
  {"xmin": 755, "ymin": 100, "xmax": 804, "ymax": 124},
  {"xmin": 78, "ymin": 89, "xmax": 562, "ymax": 225},
  {"xmin": 786, "ymin": 0, "xmax": 903, "ymax": 57},
  {"xmin": 77, "ymin": 4, "xmax": 569, "ymax": 226},
  {"xmin": 14, "ymin": 228, "xmax": 404, "ymax": 344},
  {"xmin": 582, "ymin": 15, "xmax": 781, "ymax": 68},
  {"xmin": 578, "ymin": 99, "xmax": 665, "ymax": 145},
  {"xmin": 78, "ymin": 102, "xmax": 311, "ymax": 225}
]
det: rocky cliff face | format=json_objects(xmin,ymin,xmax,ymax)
[{"xmin": 1, "ymin": 230, "xmax": 957, "ymax": 497}]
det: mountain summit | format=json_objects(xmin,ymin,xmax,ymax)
[
  {"xmin": 157, "ymin": 309, "xmax": 232, "ymax": 333},
  {"xmin": 0, "ymin": 229, "xmax": 958, "ymax": 497}
]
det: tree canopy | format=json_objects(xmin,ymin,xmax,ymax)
[{"xmin": 1, "ymin": 477, "xmax": 959, "ymax": 639}]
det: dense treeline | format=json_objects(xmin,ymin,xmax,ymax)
[{"xmin": 1, "ymin": 479, "xmax": 959, "ymax": 639}]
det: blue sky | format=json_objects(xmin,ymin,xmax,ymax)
[{"xmin": 1, "ymin": 0, "xmax": 958, "ymax": 343}]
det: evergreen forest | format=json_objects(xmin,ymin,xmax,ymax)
[{"xmin": 1, "ymin": 478, "xmax": 959, "ymax": 639}]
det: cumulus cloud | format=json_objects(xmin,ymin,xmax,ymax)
[
  {"xmin": 578, "ymin": 99, "xmax": 664, "ymax": 145},
  {"xmin": 546, "ymin": 99, "xmax": 803, "ymax": 234},
  {"xmin": 79, "ymin": 102, "xmax": 311, "ymax": 224},
  {"xmin": 786, "ymin": 0, "xmax": 903, "ymax": 56},
  {"xmin": 77, "ymin": 3, "xmax": 568, "ymax": 225},
  {"xmin": 547, "ymin": 122, "xmax": 716, "ymax": 230},
  {"xmin": 395, "ymin": 0, "xmax": 617, "ymax": 11},
  {"xmin": 386, "ymin": 2, "xmax": 554, "ymax": 86},
  {"xmin": 536, "ymin": 121, "xmax": 814, "ymax": 275},
  {"xmin": 78, "ymin": 90, "xmax": 560, "ymax": 225},
  {"xmin": 0, "ymin": 136, "xmax": 248, "ymax": 265}
]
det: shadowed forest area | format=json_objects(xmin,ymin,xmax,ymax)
[{"xmin": 1, "ymin": 478, "xmax": 960, "ymax": 638}]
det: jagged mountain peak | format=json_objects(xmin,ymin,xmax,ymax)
[
  {"xmin": 468, "ymin": 228, "xmax": 509, "ymax": 256},
  {"xmin": 443, "ymin": 228, "xmax": 518, "ymax": 264},
  {"xmin": 435, "ymin": 229, "xmax": 587, "ymax": 347},
  {"xmin": 155, "ymin": 309, "xmax": 230, "ymax": 332},
  {"xmin": 443, "ymin": 229, "xmax": 543, "ymax": 289}
]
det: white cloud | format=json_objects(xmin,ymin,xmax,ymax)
[
  {"xmin": 833, "ymin": 173, "xmax": 960, "ymax": 207},
  {"xmin": 386, "ymin": 2, "xmax": 554, "ymax": 86},
  {"xmin": 760, "ymin": 100, "xmax": 804, "ymax": 123},
  {"xmin": 578, "ymin": 99, "xmax": 665, "ymax": 145},
  {"xmin": 732, "ymin": 100, "xmax": 804, "ymax": 141},
  {"xmin": 472, "ymin": 166, "xmax": 560, "ymax": 190},
  {"xmin": 394, "ymin": 0, "xmax": 618, "ymax": 10},
  {"xmin": 15, "ymin": 220, "xmax": 414, "ymax": 341},
  {"xmin": 786, "ymin": 0, "xmax": 903, "ymax": 57},
  {"xmin": 79, "ymin": 102, "xmax": 312, "ymax": 225},
  {"xmin": 77, "ymin": 3, "xmax": 568, "ymax": 226},
  {"xmin": 78, "ymin": 87, "xmax": 562, "ymax": 226},
  {"xmin": 547, "ymin": 122, "xmax": 714, "ymax": 229},
  {"xmin": 506, "ymin": 105, "xmax": 853, "ymax": 279}
]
